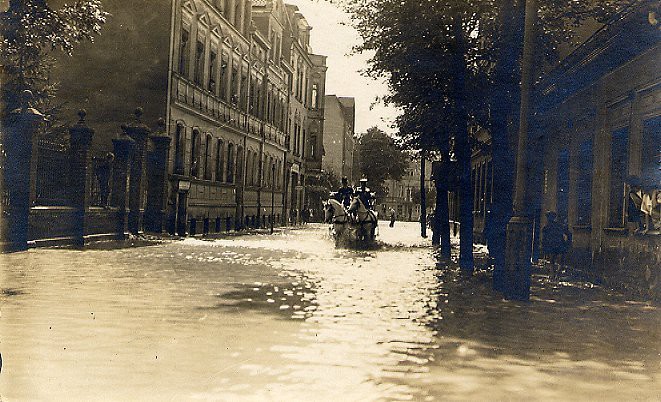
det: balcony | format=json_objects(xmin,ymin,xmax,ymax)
[
  {"xmin": 173, "ymin": 73, "xmax": 287, "ymax": 149},
  {"xmin": 173, "ymin": 73, "xmax": 247, "ymax": 131}
]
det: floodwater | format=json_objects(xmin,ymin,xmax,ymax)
[{"xmin": 0, "ymin": 222, "xmax": 659, "ymax": 401}]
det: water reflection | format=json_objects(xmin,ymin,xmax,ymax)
[{"xmin": 0, "ymin": 223, "xmax": 658, "ymax": 401}]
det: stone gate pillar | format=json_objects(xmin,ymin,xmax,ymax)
[
  {"xmin": 112, "ymin": 132, "xmax": 135, "ymax": 240},
  {"xmin": 145, "ymin": 118, "xmax": 171, "ymax": 233},
  {"xmin": 124, "ymin": 108, "xmax": 150, "ymax": 235},
  {"xmin": 69, "ymin": 110, "xmax": 95, "ymax": 247},
  {"xmin": 1, "ymin": 90, "xmax": 45, "ymax": 252}
]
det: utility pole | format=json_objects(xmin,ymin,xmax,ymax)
[
  {"xmin": 271, "ymin": 163, "xmax": 275, "ymax": 234},
  {"xmin": 420, "ymin": 150, "xmax": 427, "ymax": 238},
  {"xmin": 504, "ymin": 0, "xmax": 537, "ymax": 301}
]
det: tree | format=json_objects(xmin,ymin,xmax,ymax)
[
  {"xmin": 338, "ymin": 0, "xmax": 630, "ymax": 277},
  {"xmin": 0, "ymin": 0, "xmax": 108, "ymax": 119},
  {"xmin": 356, "ymin": 127, "xmax": 408, "ymax": 198}
]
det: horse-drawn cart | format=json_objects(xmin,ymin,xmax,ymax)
[{"xmin": 324, "ymin": 197, "xmax": 378, "ymax": 247}]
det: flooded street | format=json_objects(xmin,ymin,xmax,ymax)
[{"xmin": 1, "ymin": 222, "xmax": 659, "ymax": 401}]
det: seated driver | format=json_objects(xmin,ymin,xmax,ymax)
[
  {"xmin": 335, "ymin": 177, "xmax": 354, "ymax": 208},
  {"xmin": 355, "ymin": 178, "xmax": 375, "ymax": 209}
]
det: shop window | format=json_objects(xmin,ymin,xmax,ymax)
[
  {"xmin": 576, "ymin": 140, "xmax": 593, "ymax": 226},
  {"xmin": 608, "ymin": 128, "xmax": 629, "ymax": 227},
  {"xmin": 557, "ymin": 149, "xmax": 570, "ymax": 224}
]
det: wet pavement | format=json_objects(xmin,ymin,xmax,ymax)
[{"xmin": 0, "ymin": 222, "xmax": 659, "ymax": 401}]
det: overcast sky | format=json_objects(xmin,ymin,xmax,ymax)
[{"xmin": 286, "ymin": 0, "xmax": 399, "ymax": 134}]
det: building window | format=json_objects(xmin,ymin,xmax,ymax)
[
  {"xmin": 216, "ymin": 139, "xmax": 224, "ymax": 182},
  {"xmin": 310, "ymin": 135, "xmax": 316, "ymax": 159},
  {"xmin": 641, "ymin": 116, "xmax": 660, "ymax": 188},
  {"xmin": 179, "ymin": 28, "xmax": 190, "ymax": 75},
  {"xmin": 608, "ymin": 128, "xmax": 629, "ymax": 228},
  {"xmin": 556, "ymin": 149, "xmax": 570, "ymax": 224},
  {"xmin": 191, "ymin": 129, "xmax": 200, "ymax": 177},
  {"xmin": 226, "ymin": 143, "xmax": 234, "ymax": 184},
  {"xmin": 220, "ymin": 55, "xmax": 229, "ymax": 100},
  {"xmin": 576, "ymin": 140, "xmax": 593, "ymax": 226},
  {"xmin": 311, "ymin": 84, "xmax": 318, "ymax": 109},
  {"xmin": 233, "ymin": 0, "xmax": 241, "ymax": 27},
  {"xmin": 240, "ymin": 73, "xmax": 248, "ymax": 108},
  {"xmin": 485, "ymin": 160, "xmax": 493, "ymax": 209},
  {"xmin": 209, "ymin": 50, "xmax": 217, "ymax": 93},
  {"xmin": 236, "ymin": 147, "xmax": 244, "ymax": 183},
  {"xmin": 194, "ymin": 40, "xmax": 205, "ymax": 86},
  {"xmin": 231, "ymin": 66, "xmax": 239, "ymax": 104},
  {"xmin": 252, "ymin": 151, "xmax": 259, "ymax": 186},
  {"xmin": 204, "ymin": 134, "xmax": 213, "ymax": 180},
  {"xmin": 174, "ymin": 124, "xmax": 185, "ymax": 175}
]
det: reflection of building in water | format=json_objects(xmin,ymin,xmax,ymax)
[{"xmin": 534, "ymin": 1, "xmax": 660, "ymax": 299}]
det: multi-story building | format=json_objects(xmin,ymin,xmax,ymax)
[
  {"xmin": 47, "ymin": 0, "xmax": 328, "ymax": 235},
  {"xmin": 322, "ymin": 95, "xmax": 355, "ymax": 181},
  {"xmin": 535, "ymin": 0, "xmax": 659, "ymax": 299}
]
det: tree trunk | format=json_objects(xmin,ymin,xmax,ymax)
[
  {"xmin": 489, "ymin": 0, "xmax": 525, "ymax": 291},
  {"xmin": 452, "ymin": 15, "xmax": 474, "ymax": 274}
]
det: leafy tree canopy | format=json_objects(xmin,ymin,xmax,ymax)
[
  {"xmin": 336, "ymin": 0, "xmax": 629, "ymax": 151},
  {"xmin": 1, "ymin": 0, "xmax": 108, "ymax": 117},
  {"xmin": 356, "ymin": 126, "xmax": 409, "ymax": 197}
]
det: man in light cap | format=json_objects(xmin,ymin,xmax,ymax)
[{"xmin": 355, "ymin": 178, "xmax": 374, "ymax": 209}]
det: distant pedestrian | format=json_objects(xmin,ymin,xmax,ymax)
[
  {"xmin": 542, "ymin": 211, "xmax": 572, "ymax": 278},
  {"xmin": 302, "ymin": 207, "xmax": 309, "ymax": 224},
  {"xmin": 389, "ymin": 208, "xmax": 396, "ymax": 227}
]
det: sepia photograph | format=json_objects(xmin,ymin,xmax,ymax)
[{"xmin": 0, "ymin": 0, "xmax": 659, "ymax": 400}]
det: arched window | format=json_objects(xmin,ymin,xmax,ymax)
[
  {"xmin": 236, "ymin": 146, "xmax": 244, "ymax": 183},
  {"xmin": 204, "ymin": 134, "xmax": 213, "ymax": 180},
  {"xmin": 216, "ymin": 139, "xmax": 224, "ymax": 182},
  {"xmin": 191, "ymin": 129, "xmax": 200, "ymax": 177},
  {"xmin": 226, "ymin": 143, "xmax": 234, "ymax": 183},
  {"xmin": 174, "ymin": 124, "xmax": 185, "ymax": 175},
  {"xmin": 252, "ymin": 151, "xmax": 259, "ymax": 186}
]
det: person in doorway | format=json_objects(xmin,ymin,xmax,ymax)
[
  {"xmin": 541, "ymin": 211, "xmax": 572, "ymax": 278},
  {"xmin": 389, "ymin": 208, "xmax": 396, "ymax": 227}
]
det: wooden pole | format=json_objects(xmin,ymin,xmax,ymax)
[{"xmin": 420, "ymin": 150, "xmax": 427, "ymax": 238}]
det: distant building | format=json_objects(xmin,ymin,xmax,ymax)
[
  {"xmin": 378, "ymin": 159, "xmax": 433, "ymax": 222},
  {"xmin": 322, "ymin": 95, "xmax": 355, "ymax": 181}
]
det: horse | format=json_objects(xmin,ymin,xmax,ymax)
[
  {"xmin": 348, "ymin": 196, "xmax": 378, "ymax": 243},
  {"xmin": 324, "ymin": 199, "xmax": 350, "ymax": 245}
]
